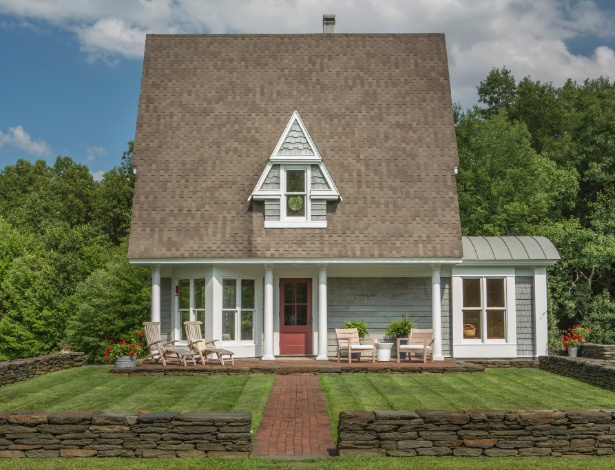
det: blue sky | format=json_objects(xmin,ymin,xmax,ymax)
[{"xmin": 1, "ymin": 0, "xmax": 614, "ymax": 178}]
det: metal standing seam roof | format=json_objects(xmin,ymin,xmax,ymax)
[{"xmin": 462, "ymin": 236, "xmax": 560, "ymax": 262}]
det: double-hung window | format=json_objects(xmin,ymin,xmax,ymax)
[
  {"xmin": 176, "ymin": 278, "xmax": 206, "ymax": 340},
  {"xmin": 284, "ymin": 167, "xmax": 307, "ymax": 220},
  {"xmin": 222, "ymin": 279, "xmax": 255, "ymax": 343},
  {"xmin": 462, "ymin": 278, "xmax": 506, "ymax": 341}
]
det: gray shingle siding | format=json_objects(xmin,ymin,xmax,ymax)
[
  {"xmin": 264, "ymin": 199, "xmax": 280, "ymax": 221},
  {"xmin": 262, "ymin": 164, "xmax": 280, "ymax": 190},
  {"xmin": 311, "ymin": 200, "xmax": 327, "ymax": 221},
  {"xmin": 516, "ymin": 276, "xmax": 535, "ymax": 356},
  {"xmin": 311, "ymin": 165, "xmax": 330, "ymax": 190},
  {"xmin": 326, "ymin": 277, "xmax": 432, "ymax": 357}
]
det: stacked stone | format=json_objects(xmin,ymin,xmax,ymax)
[
  {"xmin": 463, "ymin": 359, "xmax": 538, "ymax": 368},
  {"xmin": 0, "ymin": 353, "xmax": 85, "ymax": 388},
  {"xmin": 580, "ymin": 344, "xmax": 615, "ymax": 361},
  {"xmin": 337, "ymin": 410, "xmax": 615, "ymax": 457},
  {"xmin": 539, "ymin": 356, "xmax": 615, "ymax": 392},
  {"xmin": 0, "ymin": 411, "xmax": 251, "ymax": 458}
]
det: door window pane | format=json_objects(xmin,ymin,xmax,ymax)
[
  {"xmin": 296, "ymin": 305, "xmax": 308, "ymax": 325},
  {"xmin": 284, "ymin": 305, "xmax": 295, "ymax": 326},
  {"xmin": 222, "ymin": 310, "xmax": 235, "ymax": 341},
  {"xmin": 462, "ymin": 311, "xmax": 481, "ymax": 339},
  {"xmin": 487, "ymin": 310, "xmax": 505, "ymax": 339},
  {"xmin": 223, "ymin": 279, "xmax": 236, "ymax": 309},
  {"xmin": 194, "ymin": 279, "xmax": 206, "ymax": 309},
  {"xmin": 284, "ymin": 283, "xmax": 296, "ymax": 303},
  {"xmin": 241, "ymin": 311, "xmax": 253, "ymax": 341},
  {"xmin": 241, "ymin": 280, "xmax": 255, "ymax": 309},
  {"xmin": 296, "ymin": 282, "xmax": 308, "ymax": 303},
  {"xmin": 179, "ymin": 279, "xmax": 190, "ymax": 309},
  {"xmin": 462, "ymin": 279, "xmax": 481, "ymax": 308},
  {"xmin": 486, "ymin": 279, "xmax": 505, "ymax": 307}
]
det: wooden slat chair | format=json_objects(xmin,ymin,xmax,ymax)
[
  {"xmin": 397, "ymin": 328, "xmax": 435, "ymax": 363},
  {"xmin": 335, "ymin": 328, "xmax": 376, "ymax": 363},
  {"xmin": 141, "ymin": 321, "xmax": 195, "ymax": 366},
  {"xmin": 183, "ymin": 321, "xmax": 235, "ymax": 366}
]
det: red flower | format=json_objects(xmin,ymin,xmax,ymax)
[
  {"xmin": 139, "ymin": 342, "xmax": 144, "ymax": 347},
  {"xmin": 119, "ymin": 340, "xmax": 125, "ymax": 345},
  {"xmin": 129, "ymin": 350, "xmax": 135, "ymax": 356},
  {"xmin": 109, "ymin": 339, "xmax": 114, "ymax": 344},
  {"xmin": 137, "ymin": 331, "xmax": 143, "ymax": 337}
]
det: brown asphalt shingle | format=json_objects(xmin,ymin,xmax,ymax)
[{"xmin": 129, "ymin": 34, "xmax": 463, "ymax": 259}]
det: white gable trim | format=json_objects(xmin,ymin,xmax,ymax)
[{"xmin": 249, "ymin": 111, "xmax": 341, "ymax": 202}]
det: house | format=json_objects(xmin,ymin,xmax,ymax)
[{"xmin": 128, "ymin": 17, "xmax": 559, "ymax": 360}]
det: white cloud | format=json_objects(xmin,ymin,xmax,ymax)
[
  {"xmin": 0, "ymin": 0, "xmax": 614, "ymax": 107},
  {"xmin": 0, "ymin": 125, "xmax": 52, "ymax": 157},
  {"xmin": 85, "ymin": 145, "xmax": 106, "ymax": 163},
  {"xmin": 90, "ymin": 170, "xmax": 105, "ymax": 181}
]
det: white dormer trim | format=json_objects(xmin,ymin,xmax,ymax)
[{"xmin": 249, "ymin": 111, "xmax": 341, "ymax": 203}]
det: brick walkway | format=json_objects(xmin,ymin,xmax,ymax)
[{"xmin": 252, "ymin": 375, "xmax": 335, "ymax": 458}]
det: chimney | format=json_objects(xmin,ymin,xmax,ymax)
[{"xmin": 323, "ymin": 14, "xmax": 335, "ymax": 33}]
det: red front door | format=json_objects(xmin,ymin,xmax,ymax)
[{"xmin": 279, "ymin": 278, "xmax": 312, "ymax": 355}]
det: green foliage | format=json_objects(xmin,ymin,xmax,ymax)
[
  {"xmin": 384, "ymin": 316, "xmax": 415, "ymax": 337},
  {"xmin": 66, "ymin": 244, "xmax": 151, "ymax": 363},
  {"xmin": 464, "ymin": 69, "xmax": 615, "ymax": 340},
  {"xmin": 343, "ymin": 320, "xmax": 368, "ymax": 338}
]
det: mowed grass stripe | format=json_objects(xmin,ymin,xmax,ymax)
[{"xmin": 0, "ymin": 366, "xmax": 275, "ymax": 429}]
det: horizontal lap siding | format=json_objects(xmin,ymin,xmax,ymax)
[
  {"xmin": 264, "ymin": 200, "xmax": 280, "ymax": 221},
  {"xmin": 161, "ymin": 278, "xmax": 172, "ymax": 341},
  {"xmin": 516, "ymin": 276, "xmax": 535, "ymax": 356},
  {"xmin": 327, "ymin": 277, "xmax": 432, "ymax": 357}
]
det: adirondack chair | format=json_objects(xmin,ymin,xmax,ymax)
[
  {"xmin": 141, "ymin": 321, "xmax": 195, "ymax": 366},
  {"xmin": 396, "ymin": 328, "xmax": 435, "ymax": 363},
  {"xmin": 335, "ymin": 328, "xmax": 376, "ymax": 363},
  {"xmin": 183, "ymin": 321, "xmax": 235, "ymax": 365}
]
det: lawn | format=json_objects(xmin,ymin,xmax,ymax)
[
  {"xmin": 0, "ymin": 365, "xmax": 274, "ymax": 429},
  {"xmin": 319, "ymin": 368, "xmax": 615, "ymax": 440}
]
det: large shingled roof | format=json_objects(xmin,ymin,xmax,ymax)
[{"xmin": 128, "ymin": 34, "xmax": 462, "ymax": 260}]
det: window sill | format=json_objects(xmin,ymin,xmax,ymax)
[{"xmin": 264, "ymin": 221, "xmax": 327, "ymax": 229}]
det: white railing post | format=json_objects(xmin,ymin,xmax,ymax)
[
  {"xmin": 262, "ymin": 265, "xmax": 275, "ymax": 360},
  {"xmin": 151, "ymin": 265, "xmax": 161, "ymax": 323},
  {"xmin": 432, "ymin": 264, "xmax": 443, "ymax": 361},
  {"xmin": 316, "ymin": 265, "xmax": 329, "ymax": 360}
]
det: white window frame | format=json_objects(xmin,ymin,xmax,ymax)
[
  {"xmin": 281, "ymin": 165, "xmax": 310, "ymax": 222},
  {"xmin": 452, "ymin": 267, "xmax": 517, "ymax": 358},
  {"xmin": 174, "ymin": 277, "xmax": 206, "ymax": 341},
  {"xmin": 221, "ymin": 277, "xmax": 256, "ymax": 345},
  {"xmin": 461, "ymin": 277, "xmax": 507, "ymax": 343}
]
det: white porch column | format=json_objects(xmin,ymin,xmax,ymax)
[
  {"xmin": 316, "ymin": 265, "xmax": 329, "ymax": 360},
  {"xmin": 534, "ymin": 267, "xmax": 549, "ymax": 357},
  {"xmin": 262, "ymin": 265, "xmax": 275, "ymax": 360},
  {"xmin": 432, "ymin": 264, "xmax": 444, "ymax": 361},
  {"xmin": 151, "ymin": 264, "xmax": 161, "ymax": 323}
]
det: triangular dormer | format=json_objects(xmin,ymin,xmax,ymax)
[{"xmin": 250, "ymin": 111, "xmax": 340, "ymax": 228}]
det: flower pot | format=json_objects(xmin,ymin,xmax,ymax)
[
  {"xmin": 376, "ymin": 342, "xmax": 393, "ymax": 362},
  {"xmin": 114, "ymin": 355, "xmax": 137, "ymax": 368},
  {"xmin": 463, "ymin": 324, "xmax": 476, "ymax": 339},
  {"xmin": 567, "ymin": 347, "xmax": 578, "ymax": 358}
]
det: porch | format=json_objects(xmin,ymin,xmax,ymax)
[{"xmin": 110, "ymin": 357, "xmax": 485, "ymax": 376}]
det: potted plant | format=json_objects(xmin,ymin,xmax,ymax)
[
  {"xmin": 343, "ymin": 321, "xmax": 368, "ymax": 360},
  {"xmin": 344, "ymin": 320, "xmax": 368, "ymax": 338},
  {"xmin": 103, "ymin": 331, "xmax": 146, "ymax": 368},
  {"xmin": 385, "ymin": 316, "xmax": 415, "ymax": 359},
  {"xmin": 561, "ymin": 323, "xmax": 592, "ymax": 357}
]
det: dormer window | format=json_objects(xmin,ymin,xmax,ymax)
[{"xmin": 250, "ymin": 111, "xmax": 341, "ymax": 228}]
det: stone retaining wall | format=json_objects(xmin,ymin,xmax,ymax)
[
  {"xmin": 337, "ymin": 410, "xmax": 615, "ymax": 457},
  {"xmin": 0, "ymin": 411, "xmax": 251, "ymax": 458},
  {"xmin": 539, "ymin": 355, "xmax": 615, "ymax": 392},
  {"xmin": 462, "ymin": 359, "xmax": 538, "ymax": 368},
  {"xmin": 0, "ymin": 353, "xmax": 85, "ymax": 388},
  {"xmin": 580, "ymin": 344, "xmax": 615, "ymax": 361}
]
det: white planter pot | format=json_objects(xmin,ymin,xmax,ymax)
[{"xmin": 376, "ymin": 342, "xmax": 393, "ymax": 362}]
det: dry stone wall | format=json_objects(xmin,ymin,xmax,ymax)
[
  {"xmin": 0, "ymin": 353, "xmax": 85, "ymax": 387},
  {"xmin": 580, "ymin": 344, "xmax": 615, "ymax": 361},
  {"xmin": 338, "ymin": 410, "xmax": 615, "ymax": 457},
  {"xmin": 539, "ymin": 355, "xmax": 615, "ymax": 392},
  {"xmin": 0, "ymin": 411, "xmax": 251, "ymax": 458}
]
